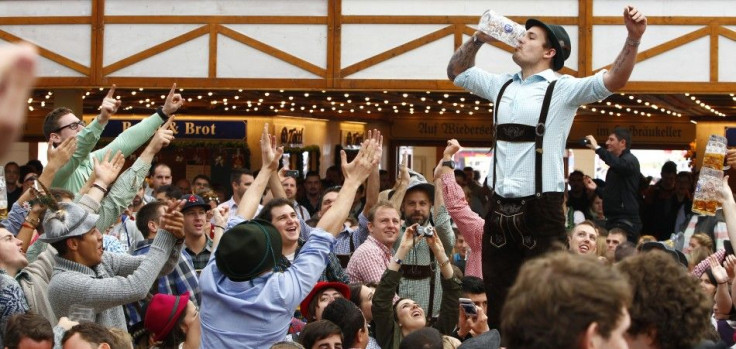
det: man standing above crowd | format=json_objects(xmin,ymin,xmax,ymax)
[
  {"xmin": 447, "ymin": 6, "xmax": 646, "ymax": 328},
  {"xmin": 585, "ymin": 127, "xmax": 642, "ymax": 242},
  {"xmin": 43, "ymin": 84, "xmax": 183, "ymax": 193}
]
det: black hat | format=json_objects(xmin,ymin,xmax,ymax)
[
  {"xmin": 215, "ymin": 219, "xmax": 282, "ymax": 281},
  {"xmin": 640, "ymin": 241, "xmax": 688, "ymax": 268},
  {"xmin": 525, "ymin": 19, "xmax": 571, "ymax": 71},
  {"xmin": 180, "ymin": 194, "xmax": 211, "ymax": 212}
]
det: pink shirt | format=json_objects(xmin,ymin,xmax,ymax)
[
  {"xmin": 346, "ymin": 235, "xmax": 392, "ymax": 284},
  {"xmin": 441, "ymin": 172, "xmax": 483, "ymax": 278}
]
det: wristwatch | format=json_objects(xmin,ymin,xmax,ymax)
[
  {"xmin": 393, "ymin": 257, "xmax": 403, "ymax": 265},
  {"xmin": 442, "ymin": 160, "xmax": 456, "ymax": 169}
]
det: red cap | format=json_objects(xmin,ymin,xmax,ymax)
[
  {"xmin": 299, "ymin": 282, "xmax": 350, "ymax": 321},
  {"xmin": 144, "ymin": 293, "xmax": 190, "ymax": 342}
]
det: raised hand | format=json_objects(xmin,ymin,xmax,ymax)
[
  {"xmin": 709, "ymin": 255, "xmax": 729, "ymax": 285},
  {"xmin": 397, "ymin": 152, "xmax": 411, "ymax": 186},
  {"xmin": 162, "ymin": 83, "xmax": 184, "ymax": 116},
  {"xmin": 727, "ymin": 149, "xmax": 736, "ymax": 169},
  {"xmin": 583, "ymin": 176, "xmax": 598, "ymax": 191},
  {"xmin": 212, "ymin": 205, "xmax": 230, "ymax": 228},
  {"xmin": 341, "ymin": 137, "xmax": 379, "ymax": 185},
  {"xmin": 0, "ymin": 42, "xmax": 37, "ymax": 159},
  {"xmin": 623, "ymin": 5, "xmax": 647, "ymax": 40},
  {"xmin": 718, "ymin": 175, "xmax": 734, "ymax": 205},
  {"xmin": 260, "ymin": 123, "xmax": 284, "ymax": 171},
  {"xmin": 98, "ymin": 85, "xmax": 121, "ymax": 123},
  {"xmin": 367, "ymin": 129, "xmax": 383, "ymax": 160},
  {"xmin": 148, "ymin": 116, "xmax": 176, "ymax": 153},
  {"xmin": 724, "ymin": 254, "xmax": 736, "ymax": 281},
  {"xmin": 92, "ymin": 149, "xmax": 125, "ymax": 187},
  {"xmin": 443, "ymin": 139, "xmax": 461, "ymax": 158},
  {"xmin": 46, "ymin": 136, "xmax": 77, "ymax": 171},
  {"xmin": 161, "ymin": 199, "xmax": 186, "ymax": 239},
  {"xmin": 584, "ymin": 135, "xmax": 599, "ymax": 150},
  {"xmin": 400, "ymin": 223, "xmax": 422, "ymax": 250}
]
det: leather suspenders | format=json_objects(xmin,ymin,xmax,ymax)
[{"xmin": 492, "ymin": 79, "xmax": 558, "ymax": 196}]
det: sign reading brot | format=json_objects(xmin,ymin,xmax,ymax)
[
  {"xmin": 100, "ymin": 119, "xmax": 247, "ymax": 140},
  {"xmin": 392, "ymin": 119, "xmax": 493, "ymax": 140}
]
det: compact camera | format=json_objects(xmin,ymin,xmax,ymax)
[
  {"xmin": 415, "ymin": 226, "xmax": 435, "ymax": 237},
  {"xmin": 580, "ymin": 138, "xmax": 591, "ymax": 146}
]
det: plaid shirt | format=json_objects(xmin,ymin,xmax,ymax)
[
  {"xmin": 346, "ymin": 236, "xmax": 393, "ymax": 284},
  {"xmin": 394, "ymin": 204, "xmax": 454, "ymax": 318},
  {"xmin": 183, "ymin": 236, "xmax": 214, "ymax": 276},
  {"xmin": 334, "ymin": 213, "xmax": 370, "ymax": 256},
  {"xmin": 124, "ymin": 238, "xmax": 201, "ymax": 327},
  {"xmin": 440, "ymin": 172, "xmax": 483, "ymax": 278},
  {"xmin": 274, "ymin": 238, "xmax": 349, "ymax": 283}
]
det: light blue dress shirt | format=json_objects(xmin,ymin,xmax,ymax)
[
  {"xmin": 454, "ymin": 67, "xmax": 612, "ymax": 197},
  {"xmin": 199, "ymin": 227, "xmax": 335, "ymax": 348}
]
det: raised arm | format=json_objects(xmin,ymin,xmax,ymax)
[
  {"xmin": 0, "ymin": 43, "xmax": 36, "ymax": 159},
  {"xmin": 719, "ymin": 176, "xmax": 736, "ymax": 253},
  {"xmin": 95, "ymin": 118, "xmax": 175, "ymax": 231},
  {"xmin": 96, "ymin": 84, "xmax": 182, "ymax": 160},
  {"xmin": 602, "ymin": 6, "xmax": 647, "ymax": 91},
  {"xmin": 447, "ymin": 32, "xmax": 493, "ymax": 81},
  {"xmin": 317, "ymin": 138, "xmax": 380, "ymax": 235},
  {"xmin": 362, "ymin": 129, "xmax": 383, "ymax": 216},
  {"xmin": 236, "ymin": 124, "xmax": 283, "ymax": 220},
  {"xmin": 389, "ymin": 153, "xmax": 411, "ymax": 210}
]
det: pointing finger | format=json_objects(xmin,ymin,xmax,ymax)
[
  {"xmin": 105, "ymin": 84, "xmax": 116, "ymax": 99},
  {"xmin": 168, "ymin": 83, "xmax": 177, "ymax": 98}
]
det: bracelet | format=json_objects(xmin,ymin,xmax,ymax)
[
  {"xmin": 25, "ymin": 216, "xmax": 39, "ymax": 226},
  {"xmin": 215, "ymin": 225, "xmax": 226, "ymax": 230},
  {"xmin": 439, "ymin": 259, "xmax": 451, "ymax": 268},
  {"xmin": 719, "ymin": 281, "xmax": 729, "ymax": 285},
  {"xmin": 21, "ymin": 222, "xmax": 36, "ymax": 230},
  {"xmin": 156, "ymin": 107, "xmax": 170, "ymax": 121},
  {"xmin": 92, "ymin": 183, "xmax": 108, "ymax": 194},
  {"xmin": 625, "ymin": 37, "xmax": 640, "ymax": 47}
]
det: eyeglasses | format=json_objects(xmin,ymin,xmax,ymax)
[{"xmin": 54, "ymin": 120, "xmax": 86, "ymax": 133}]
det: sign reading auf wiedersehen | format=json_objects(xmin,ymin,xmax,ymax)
[
  {"xmin": 100, "ymin": 119, "xmax": 247, "ymax": 140},
  {"xmin": 391, "ymin": 118, "xmax": 493, "ymax": 141}
]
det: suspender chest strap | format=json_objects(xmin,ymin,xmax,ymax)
[{"xmin": 492, "ymin": 79, "xmax": 558, "ymax": 196}]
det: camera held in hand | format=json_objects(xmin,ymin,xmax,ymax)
[
  {"xmin": 415, "ymin": 225, "xmax": 435, "ymax": 237},
  {"xmin": 580, "ymin": 138, "xmax": 590, "ymax": 146}
]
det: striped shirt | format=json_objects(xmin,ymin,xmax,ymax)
[{"xmin": 454, "ymin": 67, "xmax": 612, "ymax": 197}]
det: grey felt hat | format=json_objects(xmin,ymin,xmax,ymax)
[{"xmin": 39, "ymin": 202, "xmax": 99, "ymax": 243}]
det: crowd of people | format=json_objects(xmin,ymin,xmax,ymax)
[{"xmin": 3, "ymin": 4, "xmax": 736, "ymax": 349}]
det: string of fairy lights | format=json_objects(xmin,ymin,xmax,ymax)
[{"xmin": 26, "ymin": 88, "xmax": 730, "ymax": 119}]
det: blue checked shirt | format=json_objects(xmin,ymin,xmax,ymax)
[
  {"xmin": 454, "ymin": 67, "xmax": 612, "ymax": 197},
  {"xmin": 123, "ymin": 238, "xmax": 201, "ymax": 327},
  {"xmin": 274, "ymin": 238, "xmax": 349, "ymax": 284}
]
